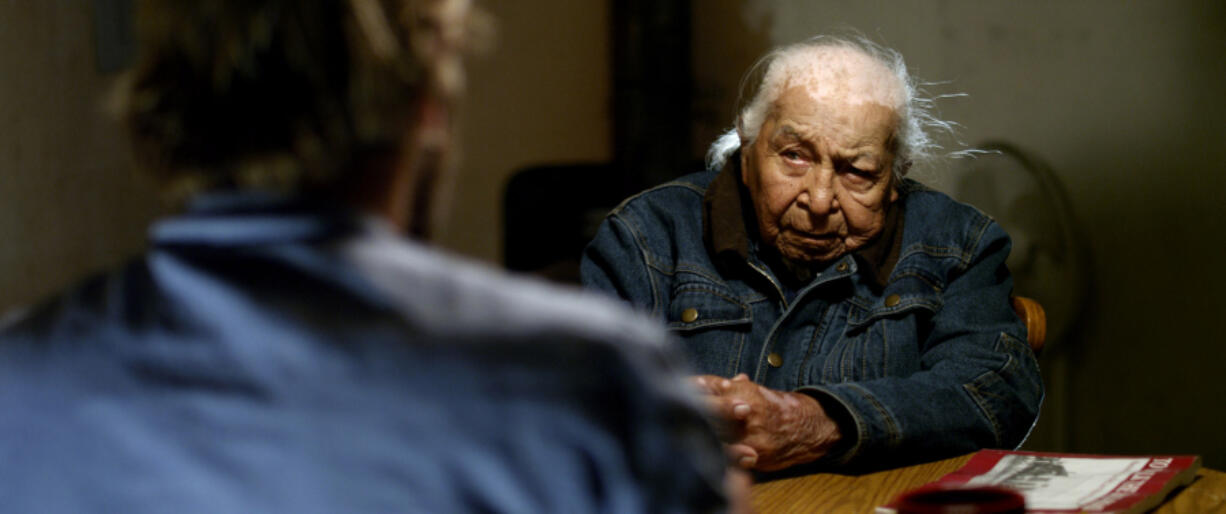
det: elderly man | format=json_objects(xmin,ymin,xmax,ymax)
[
  {"xmin": 0, "ymin": 1, "xmax": 734, "ymax": 511},
  {"xmin": 583, "ymin": 36, "xmax": 1043, "ymax": 472}
]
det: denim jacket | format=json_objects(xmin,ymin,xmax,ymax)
[{"xmin": 581, "ymin": 165, "xmax": 1043, "ymax": 469}]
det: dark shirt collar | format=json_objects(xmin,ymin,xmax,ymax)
[
  {"xmin": 703, "ymin": 150, "xmax": 904, "ymax": 289},
  {"xmin": 703, "ymin": 155, "xmax": 755, "ymax": 264},
  {"xmin": 854, "ymin": 198, "xmax": 903, "ymax": 290}
]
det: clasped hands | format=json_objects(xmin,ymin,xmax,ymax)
[{"xmin": 693, "ymin": 374, "xmax": 841, "ymax": 471}]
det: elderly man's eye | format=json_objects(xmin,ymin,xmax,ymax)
[
  {"xmin": 780, "ymin": 150, "xmax": 807, "ymax": 163},
  {"xmin": 839, "ymin": 162, "xmax": 876, "ymax": 179}
]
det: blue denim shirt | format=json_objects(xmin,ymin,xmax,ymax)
[
  {"xmin": 0, "ymin": 192, "xmax": 727, "ymax": 513},
  {"xmin": 581, "ymin": 167, "xmax": 1043, "ymax": 469}
]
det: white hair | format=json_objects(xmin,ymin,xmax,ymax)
[{"xmin": 706, "ymin": 34, "xmax": 962, "ymax": 179}]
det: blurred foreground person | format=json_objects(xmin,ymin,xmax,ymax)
[
  {"xmin": 583, "ymin": 35, "xmax": 1042, "ymax": 473},
  {"xmin": 0, "ymin": 1, "xmax": 731, "ymax": 512}
]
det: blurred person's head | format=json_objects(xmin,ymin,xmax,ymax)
[{"xmin": 113, "ymin": 0, "xmax": 481, "ymax": 236}]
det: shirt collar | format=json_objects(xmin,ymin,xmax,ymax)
[
  {"xmin": 149, "ymin": 190, "xmax": 370, "ymax": 248},
  {"xmin": 702, "ymin": 150, "xmax": 904, "ymax": 289}
]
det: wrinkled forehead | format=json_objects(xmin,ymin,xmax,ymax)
[{"xmin": 762, "ymin": 46, "xmax": 904, "ymax": 111}]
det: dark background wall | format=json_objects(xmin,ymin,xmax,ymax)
[{"xmin": 3, "ymin": 1, "xmax": 1224, "ymax": 467}]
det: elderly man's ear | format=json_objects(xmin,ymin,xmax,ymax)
[
  {"xmin": 886, "ymin": 159, "xmax": 909, "ymax": 202},
  {"xmin": 736, "ymin": 119, "xmax": 751, "ymax": 183},
  {"xmin": 736, "ymin": 117, "xmax": 752, "ymax": 149}
]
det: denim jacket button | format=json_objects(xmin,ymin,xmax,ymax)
[
  {"xmin": 767, "ymin": 352, "xmax": 783, "ymax": 368},
  {"xmin": 884, "ymin": 294, "xmax": 901, "ymax": 307},
  {"xmin": 681, "ymin": 308, "xmax": 699, "ymax": 323},
  {"xmin": 836, "ymin": 262, "xmax": 849, "ymax": 272}
]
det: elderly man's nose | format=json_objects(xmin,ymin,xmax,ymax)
[{"xmin": 799, "ymin": 174, "xmax": 836, "ymax": 215}]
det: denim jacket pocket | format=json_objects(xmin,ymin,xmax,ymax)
[
  {"xmin": 666, "ymin": 286, "xmax": 751, "ymax": 330},
  {"xmin": 666, "ymin": 285, "xmax": 752, "ymax": 376},
  {"xmin": 844, "ymin": 291, "xmax": 942, "ymax": 334},
  {"xmin": 827, "ymin": 282, "xmax": 941, "ymax": 382}
]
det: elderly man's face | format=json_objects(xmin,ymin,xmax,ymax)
[{"xmin": 741, "ymin": 86, "xmax": 899, "ymax": 264}]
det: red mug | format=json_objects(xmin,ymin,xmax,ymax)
[{"xmin": 894, "ymin": 484, "xmax": 1026, "ymax": 514}]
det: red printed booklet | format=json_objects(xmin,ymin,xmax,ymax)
[{"xmin": 877, "ymin": 449, "xmax": 1201, "ymax": 514}]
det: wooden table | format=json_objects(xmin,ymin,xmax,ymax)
[{"xmin": 751, "ymin": 454, "xmax": 1226, "ymax": 513}]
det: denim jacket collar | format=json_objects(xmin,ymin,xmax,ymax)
[{"xmin": 702, "ymin": 151, "xmax": 904, "ymax": 290}]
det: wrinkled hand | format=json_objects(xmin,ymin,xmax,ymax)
[{"xmin": 693, "ymin": 374, "xmax": 841, "ymax": 472}]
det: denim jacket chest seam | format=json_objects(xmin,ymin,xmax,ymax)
[
  {"xmin": 894, "ymin": 213, "xmax": 991, "ymax": 273},
  {"xmin": 797, "ymin": 303, "xmax": 836, "ymax": 386}
]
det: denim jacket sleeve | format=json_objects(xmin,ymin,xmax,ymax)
[{"xmin": 798, "ymin": 219, "xmax": 1043, "ymax": 468}]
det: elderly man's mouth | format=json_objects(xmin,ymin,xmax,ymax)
[{"xmin": 787, "ymin": 230, "xmax": 838, "ymax": 243}]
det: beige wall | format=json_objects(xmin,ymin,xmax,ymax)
[
  {"xmin": 0, "ymin": 2, "xmax": 160, "ymax": 313},
  {"xmin": 712, "ymin": 0, "xmax": 1226, "ymax": 465},
  {"xmin": 439, "ymin": 0, "xmax": 612, "ymax": 263}
]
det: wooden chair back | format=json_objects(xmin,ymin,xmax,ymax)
[{"xmin": 1010, "ymin": 296, "xmax": 1047, "ymax": 354}]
